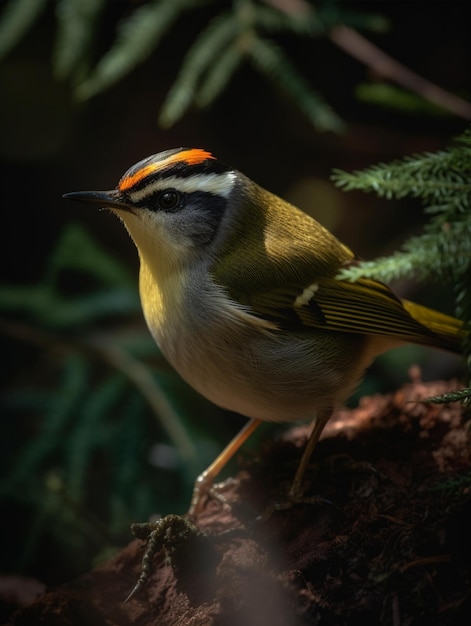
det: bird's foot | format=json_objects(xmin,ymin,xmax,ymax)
[
  {"xmin": 188, "ymin": 474, "xmax": 240, "ymax": 519},
  {"xmin": 256, "ymin": 487, "xmax": 332, "ymax": 523}
]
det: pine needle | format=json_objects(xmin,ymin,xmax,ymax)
[
  {"xmin": 54, "ymin": 0, "xmax": 108, "ymax": 80},
  {"xmin": 0, "ymin": 0, "xmax": 49, "ymax": 60},
  {"xmin": 159, "ymin": 12, "xmax": 239, "ymax": 127},
  {"xmin": 334, "ymin": 127, "xmax": 471, "ymax": 368},
  {"xmin": 76, "ymin": 0, "xmax": 199, "ymax": 100},
  {"xmin": 248, "ymin": 36, "xmax": 344, "ymax": 132}
]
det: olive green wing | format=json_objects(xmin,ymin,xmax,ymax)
[
  {"xmin": 210, "ymin": 184, "xmax": 464, "ymax": 351},
  {"xmin": 245, "ymin": 276, "xmax": 465, "ymax": 352}
]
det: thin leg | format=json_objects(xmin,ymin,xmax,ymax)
[
  {"xmin": 288, "ymin": 413, "xmax": 330, "ymax": 499},
  {"xmin": 188, "ymin": 418, "xmax": 261, "ymax": 517}
]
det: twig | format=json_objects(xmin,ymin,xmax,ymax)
[
  {"xmin": 90, "ymin": 334, "xmax": 198, "ymax": 464},
  {"xmin": 261, "ymin": 0, "xmax": 312, "ymax": 15},
  {"xmin": 0, "ymin": 317, "xmax": 198, "ymax": 464},
  {"xmin": 330, "ymin": 25, "xmax": 471, "ymax": 120}
]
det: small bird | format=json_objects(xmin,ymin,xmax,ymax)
[{"xmin": 64, "ymin": 148, "xmax": 466, "ymax": 515}]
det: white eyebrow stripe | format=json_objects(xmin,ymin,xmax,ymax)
[{"xmin": 128, "ymin": 171, "xmax": 236, "ymax": 203}]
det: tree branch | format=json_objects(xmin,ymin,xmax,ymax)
[{"xmin": 330, "ymin": 25, "xmax": 471, "ymax": 120}]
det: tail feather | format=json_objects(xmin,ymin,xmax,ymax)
[{"xmin": 402, "ymin": 300, "xmax": 467, "ymax": 353}]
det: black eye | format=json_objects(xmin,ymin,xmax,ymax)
[{"xmin": 158, "ymin": 189, "xmax": 180, "ymax": 211}]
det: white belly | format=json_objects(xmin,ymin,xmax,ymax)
[
  {"xmin": 146, "ymin": 300, "xmax": 369, "ymax": 423},
  {"xmin": 139, "ymin": 263, "xmax": 372, "ymax": 423}
]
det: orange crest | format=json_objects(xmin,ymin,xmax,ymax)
[{"xmin": 119, "ymin": 149, "xmax": 215, "ymax": 191}]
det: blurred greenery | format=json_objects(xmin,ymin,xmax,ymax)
[
  {"xmin": 0, "ymin": 0, "xmax": 470, "ymax": 593},
  {"xmin": 355, "ymin": 82, "xmax": 452, "ymax": 117},
  {"xmin": 0, "ymin": 224, "xmax": 227, "ymax": 581},
  {"xmin": 0, "ymin": 0, "xmax": 390, "ymax": 132}
]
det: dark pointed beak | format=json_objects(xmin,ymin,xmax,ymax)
[{"xmin": 62, "ymin": 190, "xmax": 134, "ymax": 213}]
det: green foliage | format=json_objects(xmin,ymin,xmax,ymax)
[
  {"xmin": 423, "ymin": 387, "xmax": 471, "ymax": 405},
  {"xmin": 428, "ymin": 471, "xmax": 471, "ymax": 494},
  {"xmin": 356, "ymin": 82, "xmax": 452, "ymax": 117},
  {"xmin": 0, "ymin": 0, "xmax": 388, "ymax": 131},
  {"xmin": 332, "ymin": 128, "xmax": 471, "ymax": 287},
  {"xmin": 158, "ymin": 9, "xmax": 242, "ymax": 128},
  {"xmin": 248, "ymin": 35, "xmax": 343, "ymax": 133},
  {"xmin": 0, "ymin": 224, "xmax": 213, "ymax": 579},
  {"xmin": 0, "ymin": 224, "xmax": 136, "ymax": 329},
  {"xmin": 75, "ymin": 0, "xmax": 199, "ymax": 100},
  {"xmin": 54, "ymin": 0, "xmax": 108, "ymax": 81},
  {"xmin": 156, "ymin": 0, "xmax": 350, "ymax": 131},
  {"xmin": 0, "ymin": 0, "xmax": 49, "ymax": 59},
  {"xmin": 332, "ymin": 127, "xmax": 471, "ymax": 400}
]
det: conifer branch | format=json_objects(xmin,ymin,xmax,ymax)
[
  {"xmin": 195, "ymin": 43, "xmax": 245, "ymax": 108},
  {"xmin": 249, "ymin": 36, "xmax": 344, "ymax": 132},
  {"xmin": 159, "ymin": 11, "xmax": 239, "ymax": 127},
  {"xmin": 0, "ymin": 0, "xmax": 49, "ymax": 60},
  {"xmin": 77, "ymin": 0, "xmax": 199, "ymax": 100},
  {"xmin": 330, "ymin": 25, "xmax": 471, "ymax": 121},
  {"xmin": 1, "ymin": 1, "xmax": 468, "ymax": 131},
  {"xmin": 333, "ymin": 127, "xmax": 471, "ymax": 369},
  {"xmin": 54, "ymin": 0, "xmax": 108, "ymax": 80},
  {"xmin": 422, "ymin": 388, "xmax": 471, "ymax": 405}
]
